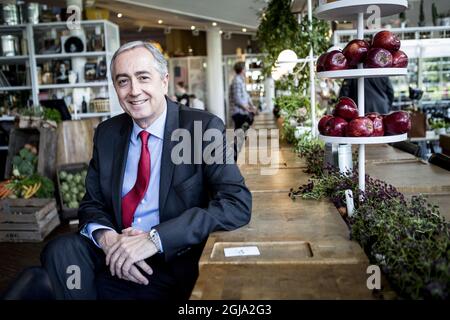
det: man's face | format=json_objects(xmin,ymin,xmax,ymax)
[{"xmin": 113, "ymin": 47, "xmax": 168, "ymax": 122}]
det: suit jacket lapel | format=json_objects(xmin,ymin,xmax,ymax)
[
  {"xmin": 112, "ymin": 115, "xmax": 133, "ymax": 229},
  {"xmin": 159, "ymin": 98, "xmax": 179, "ymax": 218}
]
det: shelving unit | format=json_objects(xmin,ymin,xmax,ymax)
[
  {"xmin": 316, "ymin": 0, "xmax": 408, "ymax": 194},
  {"xmin": 0, "ymin": 20, "xmax": 120, "ymax": 120}
]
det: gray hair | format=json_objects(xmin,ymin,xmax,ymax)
[{"xmin": 110, "ymin": 41, "xmax": 168, "ymax": 79}]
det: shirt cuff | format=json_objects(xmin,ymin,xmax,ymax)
[{"xmin": 80, "ymin": 223, "xmax": 114, "ymax": 248}]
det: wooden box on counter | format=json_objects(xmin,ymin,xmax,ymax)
[{"xmin": 0, "ymin": 198, "xmax": 60, "ymax": 242}]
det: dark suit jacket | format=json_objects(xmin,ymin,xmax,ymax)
[
  {"xmin": 78, "ymin": 98, "xmax": 251, "ymax": 273},
  {"xmin": 339, "ymin": 77, "xmax": 394, "ymax": 114}
]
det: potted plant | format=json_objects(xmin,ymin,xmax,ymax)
[{"xmin": 429, "ymin": 118, "xmax": 447, "ymax": 135}]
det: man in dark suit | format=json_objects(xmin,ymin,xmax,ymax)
[
  {"xmin": 339, "ymin": 77, "xmax": 394, "ymax": 114},
  {"xmin": 40, "ymin": 41, "xmax": 252, "ymax": 300}
]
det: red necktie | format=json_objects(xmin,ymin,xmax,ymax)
[{"xmin": 121, "ymin": 130, "xmax": 151, "ymax": 228}]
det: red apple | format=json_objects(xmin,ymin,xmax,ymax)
[
  {"xmin": 347, "ymin": 117, "xmax": 374, "ymax": 137},
  {"xmin": 323, "ymin": 50, "xmax": 348, "ymax": 71},
  {"xmin": 342, "ymin": 39, "xmax": 370, "ymax": 67},
  {"xmin": 333, "ymin": 97, "xmax": 359, "ymax": 121},
  {"xmin": 366, "ymin": 112, "xmax": 384, "ymax": 136},
  {"xmin": 372, "ymin": 30, "xmax": 401, "ymax": 52},
  {"xmin": 392, "ymin": 50, "xmax": 408, "ymax": 68},
  {"xmin": 316, "ymin": 52, "xmax": 329, "ymax": 72},
  {"xmin": 364, "ymin": 48, "xmax": 393, "ymax": 68},
  {"xmin": 383, "ymin": 111, "xmax": 411, "ymax": 135},
  {"xmin": 318, "ymin": 114, "xmax": 333, "ymax": 134},
  {"xmin": 326, "ymin": 117, "xmax": 348, "ymax": 136}
]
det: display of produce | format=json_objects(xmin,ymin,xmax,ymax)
[
  {"xmin": 317, "ymin": 30, "xmax": 408, "ymax": 72},
  {"xmin": 0, "ymin": 145, "xmax": 55, "ymax": 199},
  {"xmin": 318, "ymin": 98, "xmax": 411, "ymax": 137},
  {"xmin": 58, "ymin": 169, "xmax": 87, "ymax": 209}
]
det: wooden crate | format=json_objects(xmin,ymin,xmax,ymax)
[
  {"xmin": 56, "ymin": 119, "xmax": 99, "ymax": 166},
  {"xmin": 4, "ymin": 127, "xmax": 58, "ymax": 180},
  {"xmin": 56, "ymin": 162, "xmax": 88, "ymax": 220},
  {"xmin": 0, "ymin": 198, "xmax": 60, "ymax": 242}
]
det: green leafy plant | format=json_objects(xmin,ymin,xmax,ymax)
[
  {"xmin": 12, "ymin": 147, "xmax": 38, "ymax": 177},
  {"xmin": 257, "ymin": 0, "xmax": 330, "ymax": 91},
  {"xmin": 290, "ymin": 168, "xmax": 449, "ymax": 299},
  {"xmin": 293, "ymin": 135, "xmax": 325, "ymax": 177},
  {"xmin": 43, "ymin": 108, "xmax": 62, "ymax": 124},
  {"xmin": 429, "ymin": 118, "xmax": 448, "ymax": 130}
]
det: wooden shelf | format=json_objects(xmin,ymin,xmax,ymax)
[
  {"xmin": 0, "ymin": 56, "xmax": 29, "ymax": 63},
  {"xmin": 35, "ymin": 52, "xmax": 106, "ymax": 60},
  {"xmin": 0, "ymin": 86, "xmax": 32, "ymax": 91},
  {"xmin": 39, "ymin": 81, "xmax": 108, "ymax": 90}
]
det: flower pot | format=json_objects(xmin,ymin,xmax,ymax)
[
  {"xmin": 30, "ymin": 116, "xmax": 41, "ymax": 128},
  {"xmin": 18, "ymin": 116, "xmax": 31, "ymax": 128},
  {"xmin": 295, "ymin": 125, "xmax": 311, "ymax": 139},
  {"xmin": 435, "ymin": 128, "xmax": 446, "ymax": 135}
]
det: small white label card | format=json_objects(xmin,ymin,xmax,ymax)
[{"xmin": 224, "ymin": 246, "xmax": 260, "ymax": 257}]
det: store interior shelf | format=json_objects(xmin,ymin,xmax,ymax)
[
  {"xmin": 0, "ymin": 56, "xmax": 29, "ymax": 63},
  {"xmin": 318, "ymin": 134, "xmax": 408, "ymax": 145},
  {"xmin": 35, "ymin": 52, "xmax": 106, "ymax": 60},
  {"xmin": 315, "ymin": 0, "xmax": 408, "ymax": 21},
  {"xmin": 0, "ymin": 24, "xmax": 27, "ymax": 31},
  {"xmin": 0, "ymin": 116, "xmax": 15, "ymax": 121},
  {"xmin": 0, "ymin": 86, "xmax": 32, "ymax": 91},
  {"xmin": 317, "ymin": 68, "xmax": 407, "ymax": 79},
  {"xmin": 38, "ymin": 81, "xmax": 108, "ymax": 90}
]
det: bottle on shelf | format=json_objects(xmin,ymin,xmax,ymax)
[
  {"xmin": 81, "ymin": 96, "xmax": 87, "ymax": 113},
  {"xmin": 246, "ymin": 40, "xmax": 253, "ymax": 54}
]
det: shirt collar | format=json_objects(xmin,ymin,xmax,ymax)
[{"xmin": 131, "ymin": 106, "xmax": 167, "ymax": 142}]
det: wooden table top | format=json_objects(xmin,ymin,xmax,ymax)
[
  {"xmin": 191, "ymin": 263, "xmax": 375, "ymax": 300},
  {"xmin": 366, "ymin": 160, "xmax": 450, "ymax": 193}
]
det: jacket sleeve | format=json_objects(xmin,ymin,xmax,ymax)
[
  {"xmin": 154, "ymin": 117, "xmax": 252, "ymax": 262},
  {"xmin": 78, "ymin": 126, "xmax": 116, "ymax": 233}
]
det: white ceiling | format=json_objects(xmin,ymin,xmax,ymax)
[{"xmin": 111, "ymin": 0, "xmax": 267, "ymax": 29}]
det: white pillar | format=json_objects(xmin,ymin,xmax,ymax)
[
  {"xmin": 206, "ymin": 27, "xmax": 225, "ymax": 122},
  {"xmin": 264, "ymin": 76, "xmax": 275, "ymax": 112}
]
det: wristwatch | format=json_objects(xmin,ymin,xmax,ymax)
[{"xmin": 148, "ymin": 229, "xmax": 163, "ymax": 253}]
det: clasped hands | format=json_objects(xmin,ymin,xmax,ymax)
[{"xmin": 96, "ymin": 228, "xmax": 158, "ymax": 285}]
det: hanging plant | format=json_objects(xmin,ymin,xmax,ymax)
[{"xmin": 257, "ymin": 0, "xmax": 331, "ymax": 92}]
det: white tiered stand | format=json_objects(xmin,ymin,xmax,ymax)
[{"xmin": 315, "ymin": 0, "xmax": 409, "ymax": 193}]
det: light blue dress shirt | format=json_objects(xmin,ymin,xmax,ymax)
[{"xmin": 80, "ymin": 107, "xmax": 167, "ymax": 250}]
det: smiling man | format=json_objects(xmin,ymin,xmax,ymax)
[{"xmin": 40, "ymin": 41, "xmax": 252, "ymax": 300}]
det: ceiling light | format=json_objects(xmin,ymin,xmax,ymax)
[
  {"xmin": 242, "ymin": 28, "xmax": 247, "ymax": 32},
  {"xmin": 117, "ymin": 13, "xmax": 122, "ymax": 18},
  {"xmin": 212, "ymin": 22, "xmax": 217, "ymax": 26},
  {"xmin": 219, "ymin": 30, "xmax": 223, "ymax": 34},
  {"xmin": 191, "ymin": 25, "xmax": 196, "ymax": 30},
  {"xmin": 158, "ymin": 20, "xmax": 163, "ymax": 24}
]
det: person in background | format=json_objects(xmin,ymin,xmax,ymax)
[
  {"xmin": 175, "ymin": 81, "xmax": 190, "ymax": 107},
  {"xmin": 339, "ymin": 77, "xmax": 394, "ymax": 114},
  {"xmin": 188, "ymin": 94, "xmax": 205, "ymax": 111},
  {"xmin": 229, "ymin": 61, "xmax": 257, "ymax": 130}
]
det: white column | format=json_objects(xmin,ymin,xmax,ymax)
[
  {"xmin": 206, "ymin": 27, "xmax": 225, "ymax": 122},
  {"xmin": 264, "ymin": 76, "xmax": 275, "ymax": 112}
]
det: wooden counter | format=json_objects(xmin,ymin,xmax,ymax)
[
  {"xmin": 191, "ymin": 263, "xmax": 374, "ymax": 300},
  {"xmin": 366, "ymin": 160, "xmax": 450, "ymax": 193}
]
